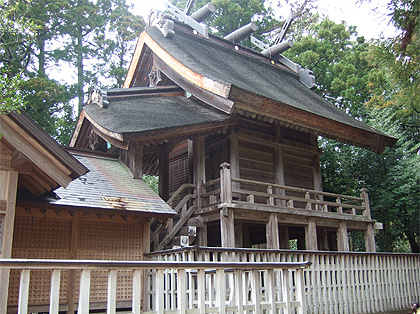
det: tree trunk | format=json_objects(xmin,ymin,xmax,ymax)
[
  {"xmin": 77, "ymin": 26, "xmax": 84, "ymax": 114},
  {"xmin": 37, "ymin": 38, "xmax": 46, "ymax": 76},
  {"xmin": 405, "ymin": 231, "xmax": 420, "ymax": 253}
]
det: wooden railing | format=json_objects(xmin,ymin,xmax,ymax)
[
  {"xmin": 146, "ymin": 247, "xmax": 420, "ymax": 314},
  {"xmin": 198, "ymin": 163, "xmax": 371, "ymax": 218},
  {"xmin": 0, "ymin": 258, "xmax": 311, "ymax": 314}
]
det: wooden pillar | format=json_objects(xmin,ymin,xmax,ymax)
[
  {"xmin": 266, "ymin": 213, "xmax": 279, "ymax": 249},
  {"xmin": 228, "ymin": 130, "xmax": 239, "ymax": 181},
  {"xmin": 361, "ymin": 189, "xmax": 371, "ymax": 218},
  {"xmin": 0, "ymin": 170, "xmax": 18, "ymax": 314},
  {"xmin": 159, "ymin": 148, "xmax": 169, "ymax": 201},
  {"xmin": 279, "ymin": 225, "xmax": 290, "ymax": 249},
  {"xmin": 129, "ymin": 143, "xmax": 143, "ymax": 179},
  {"xmin": 193, "ymin": 136, "xmax": 205, "ymax": 212},
  {"xmin": 312, "ymin": 154, "xmax": 323, "ymax": 192},
  {"xmin": 235, "ymin": 222, "xmax": 243, "ymax": 248},
  {"xmin": 67, "ymin": 213, "xmax": 79, "ymax": 314},
  {"xmin": 193, "ymin": 136, "xmax": 206, "ymax": 185},
  {"xmin": 318, "ymin": 228, "xmax": 329, "ymax": 251},
  {"xmin": 220, "ymin": 207, "xmax": 235, "ymax": 248},
  {"xmin": 337, "ymin": 221, "xmax": 349, "ymax": 251},
  {"xmin": 305, "ymin": 218, "xmax": 318, "ymax": 250},
  {"xmin": 365, "ymin": 224, "xmax": 376, "ymax": 252},
  {"xmin": 142, "ymin": 218, "xmax": 150, "ymax": 255},
  {"xmin": 197, "ymin": 222, "xmax": 207, "ymax": 246},
  {"xmin": 274, "ymin": 127, "xmax": 286, "ymax": 205}
]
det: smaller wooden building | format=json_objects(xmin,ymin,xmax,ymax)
[{"xmin": 0, "ymin": 112, "xmax": 175, "ymax": 313}]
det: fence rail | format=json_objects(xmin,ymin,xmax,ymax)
[
  {"xmin": 146, "ymin": 247, "xmax": 420, "ymax": 314},
  {"xmin": 0, "ymin": 258, "xmax": 310, "ymax": 314},
  {"xmin": 198, "ymin": 163, "xmax": 371, "ymax": 218}
]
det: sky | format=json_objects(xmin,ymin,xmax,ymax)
[{"xmin": 128, "ymin": 0, "xmax": 397, "ymax": 40}]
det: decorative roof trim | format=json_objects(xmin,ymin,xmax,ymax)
[{"xmin": 124, "ymin": 31, "xmax": 231, "ymax": 99}]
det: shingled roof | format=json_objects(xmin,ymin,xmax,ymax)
[
  {"xmin": 50, "ymin": 151, "xmax": 175, "ymax": 217},
  {"xmin": 82, "ymin": 88, "xmax": 231, "ymax": 136},
  {"xmin": 122, "ymin": 23, "xmax": 396, "ymax": 153}
]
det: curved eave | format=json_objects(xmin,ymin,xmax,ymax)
[
  {"xmin": 230, "ymin": 87, "xmax": 397, "ymax": 153},
  {"xmin": 70, "ymin": 110, "xmax": 127, "ymax": 150},
  {"xmin": 71, "ymin": 109, "xmax": 236, "ymax": 149},
  {"xmin": 124, "ymin": 31, "xmax": 232, "ymax": 102}
]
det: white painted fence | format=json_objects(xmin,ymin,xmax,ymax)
[
  {"xmin": 146, "ymin": 247, "xmax": 420, "ymax": 314},
  {"xmin": 0, "ymin": 258, "xmax": 310, "ymax": 314}
]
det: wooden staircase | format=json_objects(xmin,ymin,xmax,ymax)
[{"xmin": 151, "ymin": 183, "xmax": 202, "ymax": 251}]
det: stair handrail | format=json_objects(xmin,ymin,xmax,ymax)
[{"xmin": 167, "ymin": 183, "xmax": 196, "ymax": 206}]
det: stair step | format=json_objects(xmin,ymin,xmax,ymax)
[
  {"xmin": 180, "ymin": 225, "xmax": 197, "ymax": 236},
  {"xmin": 188, "ymin": 216, "xmax": 203, "ymax": 227}
]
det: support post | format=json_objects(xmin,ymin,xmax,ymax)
[
  {"xmin": 193, "ymin": 136, "xmax": 205, "ymax": 211},
  {"xmin": 220, "ymin": 163, "xmax": 232, "ymax": 205},
  {"xmin": 279, "ymin": 225, "xmax": 290, "ymax": 249},
  {"xmin": 266, "ymin": 213, "xmax": 279, "ymax": 249},
  {"xmin": 220, "ymin": 163, "xmax": 234, "ymax": 247},
  {"xmin": 220, "ymin": 206, "xmax": 235, "ymax": 248},
  {"xmin": 129, "ymin": 143, "xmax": 143, "ymax": 179},
  {"xmin": 193, "ymin": 136, "xmax": 206, "ymax": 185},
  {"xmin": 0, "ymin": 170, "xmax": 18, "ymax": 314},
  {"xmin": 305, "ymin": 218, "xmax": 318, "ymax": 250},
  {"xmin": 159, "ymin": 149, "xmax": 169, "ymax": 201},
  {"xmin": 337, "ymin": 221, "xmax": 349, "ymax": 252},
  {"xmin": 365, "ymin": 224, "xmax": 376, "ymax": 252},
  {"xmin": 275, "ymin": 141, "xmax": 286, "ymax": 206},
  {"xmin": 360, "ymin": 189, "xmax": 371, "ymax": 218}
]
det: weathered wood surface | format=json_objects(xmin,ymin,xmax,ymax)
[
  {"xmin": 0, "ymin": 258, "xmax": 310, "ymax": 314},
  {"xmin": 199, "ymin": 165, "xmax": 370, "ymax": 219},
  {"xmin": 148, "ymin": 247, "xmax": 420, "ymax": 314}
]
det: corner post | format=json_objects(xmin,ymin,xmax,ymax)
[
  {"xmin": 365, "ymin": 224, "xmax": 376, "ymax": 252},
  {"xmin": 0, "ymin": 170, "xmax": 18, "ymax": 314},
  {"xmin": 305, "ymin": 218, "xmax": 318, "ymax": 250},
  {"xmin": 220, "ymin": 163, "xmax": 234, "ymax": 247},
  {"xmin": 337, "ymin": 221, "xmax": 349, "ymax": 251},
  {"xmin": 360, "ymin": 188, "xmax": 371, "ymax": 218},
  {"xmin": 220, "ymin": 163, "xmax": 232, "ymax": 205}
]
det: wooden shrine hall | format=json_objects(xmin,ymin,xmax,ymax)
[
  {"xmin": 69, "ymin": 11, "xmax": 396, "ymax": 253},
  {"xmin": 2, "ymin": 3, "xmax": 418, "ymax": 314}
]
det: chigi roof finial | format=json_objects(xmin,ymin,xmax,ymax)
[
  {"xmin": 251, "ymin": 12, "xmax": 316, "ymax": 89},
  {"xmin": 147, "ymin": 0, "xmax": 215, "ymax": 39},
  {"xmin": 87, "ymin": 86, "xmax": 109, "ymax": 108}
]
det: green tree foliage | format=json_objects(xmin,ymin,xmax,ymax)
[
  {"xmin": 1, "ymin": 0, "xmax": 144, "ymax": 144},
  {"xmin": 366, "ymin": 0, "xmax": 419, "ymax": 117},
  {"xmin": 93, "ymin": 0, "xmax": 145, "ymax": 88},
  {"xmin": 0, "ymin": 70, "xmax": 26, "ymax": 114},
  {"xmin": 286, "ymin": 18, "xmax": 419, "ymax": 252},
  {"xmin": 284, "ymin": 19, "xmax": 372, "ymax": 118},
  {"xmin": 0, "ymin": 0, "xmax": 36, "ymax": 114}
]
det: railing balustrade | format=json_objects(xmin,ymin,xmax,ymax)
[
  {"xmin": 197, "ymin": 163, "xmax": 370, "ymax": 218},
  {"xmin": 146, "ymin": 247, "xmax": 420, "ymax": 314},
  {"xmin": 0, "ymin": 258, "xmax": 310, "ymax": 314}
]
